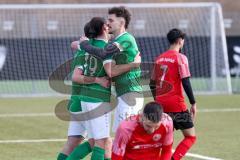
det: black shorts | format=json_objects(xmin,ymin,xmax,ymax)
[{"xmin": 166, "ymin": 110, "xmax": 194, "ymax": 130}]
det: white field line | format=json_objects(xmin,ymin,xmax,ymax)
[
  {"xmin": 0, "ymin": 139, "xmax": 223, "ymax": 160},
  {"xmin": 198, "ymin": 108, "xmax": 240, "ymax": 113},
  {"xmin": 186, "ymin": 152, "xmax": 223, "ymax": 160},
  {"xmin": 0, "ymin": 139, "xmax": 66, "ymax": 143},
  {"xmin": 0, "ymin": 108, "xmax": 239, "ymax": 118},
  {"xmin": 0, "ymin": 113, "xmax": 54, "ymax": 117},
  {"xmin": 172, "ymin": 149, "xmax": 223, "ymax": 160},
  {"xmin": 0, "ymin": 108, "xmax": 229, "ymax": 160}
]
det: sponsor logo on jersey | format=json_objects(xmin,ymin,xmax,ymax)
[
  {"xmin": 159, "ymin": 57, "xmax": 175, "ymax": 63},
  {"xmin": 153, "ymin": 134, "xmax": 161, "ymax": 141},
  {"xmin": 132, "ymin": 143, "xmax": 162, "ymax": 149}
]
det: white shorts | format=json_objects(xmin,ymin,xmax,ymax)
[
  {"xmin": 67, "ymin": 120, "xmax": 87, "ymax": 137},
  {"xmin": 81, "ymin": 101, "xmax": 111, "ymax": 140},
  {"xmin": 112, "ymin": 92, "xmax": 144, "ymax": 132}
]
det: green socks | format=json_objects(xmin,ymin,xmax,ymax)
[
  {"xmin": 57, "ymin": 152, "xmax": 68, "ymax": 160},
  {"xmin": 63, "ymin": 142, "xmax": 110, "ymax": 160},
  {"xmin": 91, "ymin": 146, "xmax": 105, "ymax": 160},
  {"xmin": 66, "ymin": 141, "xmax": 92, "ymax": 160}
]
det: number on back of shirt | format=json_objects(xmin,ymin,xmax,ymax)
[{"xmin": 159, "ymin": 65, "xmax": 168, "ymax": 88}]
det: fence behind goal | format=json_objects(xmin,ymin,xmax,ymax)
[{"xmin": 0, "ymin": 3, "xmax": 232, "ymax": 97}]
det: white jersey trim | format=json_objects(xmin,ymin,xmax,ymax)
[
  {"xmin": 103, "ymin": 59, "xmax": 115, "ymax": 65},
  {"xmin": 113, "ymin": 42, "xmax": 123, "ymax": 52}
]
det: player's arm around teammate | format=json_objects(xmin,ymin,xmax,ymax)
[
  {"xmin": 78, "ymin": 7, "xmax": 144, "ymax": 133},
  {"xmin": 67, "ymin": 17, "xmax": 113, "ymax": 160}
]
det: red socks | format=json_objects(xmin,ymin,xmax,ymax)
[{"xmin": 172, "ymin": 136, "xmax": 196, "ymax": 160}]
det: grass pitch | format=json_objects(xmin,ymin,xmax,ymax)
[{"xmin": 0, "ymin": 95, "xmax": 239, "ymax": 160}]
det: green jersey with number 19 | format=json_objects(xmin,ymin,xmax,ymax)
[{"xmin": 80, "ymin": 39, "xmax": 111, "ymax": 103}]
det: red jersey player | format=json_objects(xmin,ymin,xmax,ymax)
[
  {"xmin": 150, "ymin": 28, "xmax": 197, "ymax": 160},
  {"xmin": 112, "ymin": 102, "xmax": 173, "ymax": 160}
]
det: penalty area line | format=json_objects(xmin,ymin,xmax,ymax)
[
  {"xmin": 0, "ymin": 139, "xmax": 66, "ymax": 143},
  {"xmin": 171, "ymin": 149, "xmax": 223, "ymax": 160},
  {"xmin": 0, "ymin": 113, "xmax": 55, "ymax": 117},
  {"xmin": 0, "ymin": 108, "xmax": 240, "ymax": 118},
  {"xmin": 186, "ymin": 152, "xmax": 223, "ymax": 160}
]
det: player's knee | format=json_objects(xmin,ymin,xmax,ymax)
[
  {"xmin": 88, "ymin": 138, "xmax": 95, "ymax": 148},
  {"xmin": 105, "ymin": 137, "xmax": 112, "ymax": 151},
  {"xmin": 67, "ymin": 136, "xmax": 84, "ymax": 149},
  {"xmin": 61, "ymin": 141, "xmax": 79, "ymax": 154},
  {"xmin": 105, "ymin": 137, "xmax": 112, "ymax": 146},
  {"xmin": 104, "ymin": 138, "xmax": 112, "ymax": 158},
  {"xmin": 95, "ymin": 138, "xmax": 106, "ymax": 149}
]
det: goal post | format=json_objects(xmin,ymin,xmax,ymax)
[
  {"xmin": 209, "ymin": 3, "xmax": 232, "ymax": 94},
  {"xmin": 0, "ymin": 3, "xmax": 232, "ymax": 97}
]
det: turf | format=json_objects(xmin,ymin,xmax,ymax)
[{"xmin": 0, "ymin": 95, "xmax": 239, "ymax": 160}]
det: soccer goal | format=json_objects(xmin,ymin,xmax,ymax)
[{"xmin": 0, "ymin": 3, "xmax": 231, "ymax": 97}]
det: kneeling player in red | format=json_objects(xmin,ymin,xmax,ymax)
[{"xmin": 112, "ymin": 102, "xmax": 173, "ymax": 160}]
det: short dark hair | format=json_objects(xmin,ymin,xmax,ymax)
[
  {"xmin": 84, "ymin": 22, "xmax": 91, "ymax": 38},
  {"xmin": 108, "ymin": 6, "xmax": 131, "ymax": 29},
  {"xmin": 167, "ymin": 28, "xmax": 186, "ymax": 44},
  {"xmin": 143, "ymin": 102, "xmax": 163, "ymax": 123},
  {"xmin": 85, "ymin": 17, "xmax": 106, "ymax": 38}
]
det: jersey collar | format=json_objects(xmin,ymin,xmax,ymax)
[{"xmin": 115, "ymin": 31, "xmax": 127, "ymax": 40}]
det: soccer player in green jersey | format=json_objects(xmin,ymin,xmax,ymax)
[
  {"xmin": 67, "ymin": 17, "xmax": 140, "ymax": 160},
  {"xmin": 69, "ymin": 18, "xmax": 111, "ymax": 160},
  {"xmin": 57, "ymin": 22, "xmax": 110, "ymax": 160},
  {"xmin": 79, "ymin": 6, "xmax": 144, "ymax": 132}
]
